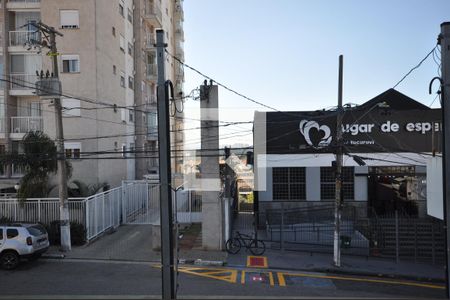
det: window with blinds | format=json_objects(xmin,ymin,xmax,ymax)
[{"xmin": 60, "ymin": 10, "xmax": 79, "ymax": 29}]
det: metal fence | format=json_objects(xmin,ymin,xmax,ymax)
[
  {"xmin": 173, "ymin": 190, "xmax": 202, "ymax": 224},
  {"xmin": 85, "ymin": 187, "xmax": 122, "ymax": 241},
  {"xmin": 257, "ymin": 205, "xmax": 444, "ymax": 263},
  {"xmin": 0, "ymin": 181, "xmax": 204, "ymax": 243},
  {"xmin": 0, "ymin": 198, "xmax": 86, "ymax": 225}
]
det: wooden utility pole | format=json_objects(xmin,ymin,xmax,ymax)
[{"xmin": 333, "ymin": 55, "xmax": 344, "ymax": 267}]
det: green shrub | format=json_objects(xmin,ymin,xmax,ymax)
[
  {"xmin": 0, "ymin": 216, "xmax": 13, "ymax": 224},
  {"xmin": 46, "ymin": 220, "xmax": 86, "ymax": 246}
]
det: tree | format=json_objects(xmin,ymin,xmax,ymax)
[
  {"xmin": 9, "ymin": 131, "xmax": 72, "ymax": 200},
  {"xmin": 0, "ymin": 131, "xmax": 72, "ymax": 250},
  {"xmin": 68, "ymin": 180, "xmax": 109, "ymax": 197}
]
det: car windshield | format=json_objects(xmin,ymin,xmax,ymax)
[{"xmin": 27, "ymin": 225, "xmax": 47, "ymax": 236}]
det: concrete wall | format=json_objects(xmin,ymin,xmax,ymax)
[{"xmin": 306, "ymin": 167, "xmax": 320, "ymax": 201}]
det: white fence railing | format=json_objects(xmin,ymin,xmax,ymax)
[
  {"xmin": 174, "ymin": 190, "xmax": 202, "ymax": 223},
  {"xmin": 85, "ymin": 187, "xmax": 122, "ymax": 241},
  {"xmin": 11, "ymin": 116, "xmax": 44, "ymax": 133},
  {"xmin": 10, "ymin": 73, "xmax": 39, "ymax": 90},
  {"xmin": 0, "ymin": 198, "xmax": 86, "ymax": 225},
  {"xmin": 0, "ymin": 181, "xmax": 203, "ymax": 243},
  {"xmin": 9, "ymin": 30, "xmax": 41, "ymax": 47}
]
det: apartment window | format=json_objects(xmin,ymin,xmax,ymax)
[
  {"xmin": 60, "ymin": 10, "xmax": 79, "ymax": 29},
  {"xmin": 113, "ymin": 65, "xmax": 116, "ymax": 74},
  {"xmin": 62, "ymin": 98, "xmax": 81, "ymax": 117},
  {"xmin": 320, "ymin": 167, "xmax": 354, "ymax": 200},
  {"xmin": 128, "ymin": 109, "xmax": 134, "ymax": 123},
  {"xmin": 61, "ymin": 55, "xmax": 80, "ymax": 73},
  {"xmin": 121, "ymin": 108, "xmax": 126, "ymax": 122},
  {"xmin": 119, "ymin": 4, "xmax": 124, "ymax": 17},
  {"xmin": 128, "ymin": 76, "xmax": 134, "ymax": 89},
  {"xmin": 112, "ymin": 26, "xmax": 116, "ymax": 36},
  {"xmin": 272, "ymin": 167, "xmax": 306, "ymax": 201},
  {"xmin": 122, "ymin": 144, "xmax": 127, "ymax": 158},
  {"xmin": 127, "ymin": 8, "xmax": 133, "ymax": 23},
  {"xmin": 120, "ymin": 35, "xmax": 125, "ymax": 51},
  {"xmin": 128, "ymin": 42, "xmax": 133, "ymax": 56},
  {"xmin": 64, "ymin": 142, "xmax": 81, "ymax": 159},
  {"xmin": 120, "ymin": 71, "xmax": 125, "ymax": 87}
]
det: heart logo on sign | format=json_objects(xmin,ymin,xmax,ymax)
[{"xmin": 299, "ymin": 120, "xmax": 332, "ymax": 149}]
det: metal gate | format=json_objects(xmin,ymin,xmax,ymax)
[{"xmin": 122, "ymin": 181, "xmax": 160, "ymax": 224}]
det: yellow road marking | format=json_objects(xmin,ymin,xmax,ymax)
[
  {"xmin": 277, "ymin": 272, "xmax": 286, "ymax": 287},
  {"xmin": 268, "ymin": 272, "xmax": 274, "ymax": 287},
  {"xmin": 153, "ymin": 264, "xmax": 444, "ymax": 290},
  {"xmin": 178, "ymin": 266, "xmax": 238, "ymax": 284},
  {"xmin": 279, "ymin": 272, "xmax": 445, "ymax": 290}
]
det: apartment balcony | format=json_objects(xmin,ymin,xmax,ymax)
[
  {"xmin": 175, "ymin": 43, "xmax": 184, "ymax": 61},
  {"xmin": 144, "ymin": 34, "xmax": 156, "ymax": 51},
  {"xmin": 146, "ymin": 64, "xmax": 157, "ymax": 81},
  {"xmin": 143, "ymin": 1, "xmax": 162, "ymax": 26},
  {"xmin": 10, "ymin": 116, "xmax": 43, "ymax": 139},
  {"xmin": 9, "ymin": 31, "xmax": 41, "ymax": 48},
  {"xmin": 145, "ymin": 95, "xmax": 157, "ymax": 110},
  {"xmin": 0, "ymin": 118, "xmax": 6, "ymax": 139},
  {"xmin": 174, "ymin": 1, "xmax": 184, "ymax": 21},
  {"xmin": 11, "ymin": 164, "xmax": 25, "ymax": 178},
  {"xmin": 7, "ymin": 0, "xmax": 40, "ymax": 10},
  {"xmin": 175, "ymin": 21, "xmax": 184, "ymax": 40},
  {"xmin": 9, "ymin": 74, "xmax": 38, "ymax": 96},
  {"xmin": 147, "ymin": 124, "xmax": 158, "ymax": 141}
]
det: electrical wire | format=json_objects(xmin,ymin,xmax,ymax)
[{"xmin": 392, "ymin": 45, "xmax": 438, "ymax": 89}]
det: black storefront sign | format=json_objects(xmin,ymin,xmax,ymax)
[{"xmin": 265, "ymin": 109, "xmax": 442, "ymax": 154}]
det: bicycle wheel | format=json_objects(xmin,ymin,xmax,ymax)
[
  {"xmin": 225, "ymin": 238, "xmax": 241, "ymax": 254},
  {"xmin": 249, "ymin": 239, "xmax": 266, "ymax": 256}
]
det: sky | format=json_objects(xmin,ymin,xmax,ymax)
[{"xmin": 181, "ymin": 0, "xmax": 450, "ymax": 149}]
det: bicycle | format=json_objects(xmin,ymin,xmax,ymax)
[{"xmin": 225, "ymin": 231, "xmax": 266, "ymax": 255}]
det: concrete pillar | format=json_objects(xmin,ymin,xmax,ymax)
[{"xmin": 200, "ymin": 84, "xmax": 222, "ymax": 250}]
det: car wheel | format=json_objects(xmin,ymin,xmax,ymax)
[{"xmin": 1, "ymin": 251, "xmax": 20, "ymax": 270}]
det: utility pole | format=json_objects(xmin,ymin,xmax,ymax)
[
  {"xmin": 31, "ymin": 22, "xmax": 70, "ymax": 251},
  {"xmin": 440, "ymin": 21, "xmax": 450, "ymax": 299},
  {"xmin": 156, "ymin": 29, "xmax": 175, "ymax": 300},
  {"xmin": 333, "ymin": 55, "xmax": 344, "ymax": 267}
]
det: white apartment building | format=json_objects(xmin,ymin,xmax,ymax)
[{"xmin": 0, "ymin": 0, "xmax": 185, "ymax": 190}]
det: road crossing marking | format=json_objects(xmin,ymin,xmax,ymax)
[
  {"xmin": 153, "ymin": 264, "xmax": 445, "ymax": 290},
  {"xmin": 178, "ymin": 266, "xmax": 238, "ymax": 284}
]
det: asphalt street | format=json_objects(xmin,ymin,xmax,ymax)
[{"xmin": 0, "ymin": 258, "xmax": 445, "ymax": 299}]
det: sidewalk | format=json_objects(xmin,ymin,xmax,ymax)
[
  {"xmin": 43, "ymin": 222, "xmax": 445, "ymax": 283},
  {"xmin": 44, "ymin": 223, "xmax": 226, "ymax": 264},
  {"xmin": 226, "ymin": 248, "xmax": 446, "ymax": 282}
]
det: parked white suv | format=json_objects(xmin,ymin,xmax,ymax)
[{"xmin": 0, "ymin": 223, "xmax": 50, "ymax": 270}]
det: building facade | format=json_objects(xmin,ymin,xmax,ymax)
[
  {"xmin": 0, "ymin": 0, "xmax": 185, "ymax": 190},
  {"xmin": 254, "ymin": 89, "xmax": 441, "ymax": 218}
]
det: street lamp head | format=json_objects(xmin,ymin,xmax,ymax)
[{"xmin": 14, "ymin": 183, "xmax": 20, "ymax": 191}]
